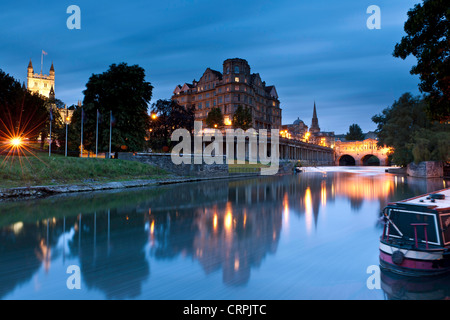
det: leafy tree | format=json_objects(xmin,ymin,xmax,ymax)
[
  {"xmin": 411, "ymin": 126, "xmax": 450, "ymax": 163},
  {"xmin": 372, "ymin": 92, "xmax": 448, "ymax": 166},
  {"xmin": 148, "ymin": 99, "xmax": 195, "ymax": 151},
  {"xmin": 0, "ymin": 69, "xmax": 49, "ymax": 149},
  {"xmin": 393, "ymin": 0, "xmax": 450, "ymax": 122},
  {"xmin": 345, "ymin": 124, "xmax": 365, "ymax": 141},
  {"xmin": 232, "ymin": 105, "xmax": 253, "ymax": 130},
  {"xmin": 205, "ymin": 107, "xmax": 224, "ymax": 129},
  {"xmin": 81, "ymin": 63, "xmax": 153, "ymax": 153}
]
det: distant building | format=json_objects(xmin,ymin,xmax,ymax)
[
  {"xmin": 281, "ymin": 118, "xmax": 308, "ymax": 141},
  {"xmin": 26, "ymin": 59, "xmax": 74, "ymax": 122},
  {"xmin": 172, "ymin": 58, "xmax": 282, "ymax": 130},
  {"xmin": 308, "ymin": 102, "xmax": 335, "ymax": 148},
  {"xmin": 27, "ymin": 59, "xmax": 55, "ymax": 98}
]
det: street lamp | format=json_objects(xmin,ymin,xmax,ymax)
[
  {"xmin": 10, "ymin": 137, "xmax": 23, "ymax": 148},
  {"xmin": 151, "ymin": 113, "xmax": 158, "ymax": 120}
]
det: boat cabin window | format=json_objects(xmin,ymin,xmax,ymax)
[{"xmin": 388, "ymin": 208, "xmax": 439, "ymax": 245}]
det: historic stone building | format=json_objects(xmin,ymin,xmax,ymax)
[
  {"xmin": 308, "ymin": 102, "xmax": 335, "ymax": 148},
  {"xmin": 282, "ymin": 102, "xmax": 335, "ymax": 148},
  {"xmin": 281, "ymin": 118, "xmax": 309, "ymax": 141},
  {"xmin": 26, "ymin": 60, "xmax": 74, "ymax": 122},
  {"xmin": 172, "ymin": 58, "xmax": 282, "ymax": 130},
  {"xmin": 27, "ymin": 59, "xmax": 55, "ymax": 98}
]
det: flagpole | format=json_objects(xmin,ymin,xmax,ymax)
[
  {"xmin": 49, "ymin": 111, "xmax": 52, "ymax": 157},
  {"xmin": 81, "ymin": 106, "xmax": 84, "ymax": 158},
  {"xmin": 41, "ymin": 51, "xmax": 43, "ymax": 74},
  {"xmin": 109, "ymin": 111, "xmax": 112, "ymax": 159},
  {"xmin": 96, "ymin": 109, "xmax": 99, "ymax": 158},
  {"xmin": 65, "ymin": 106, "xmax": 68, "ymax": 157}
]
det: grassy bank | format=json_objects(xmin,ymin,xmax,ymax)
[{"xmin": 0, "ymin": 152, "xmax": 168, "ymax": 188}]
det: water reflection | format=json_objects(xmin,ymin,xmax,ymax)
[
  {"xmin": 381, "ymin": 270, "xmax": 450, "ymax": 300},
  {"xmin": 0, "ymin": 170, "xmax": 447, "ymax": 299}
]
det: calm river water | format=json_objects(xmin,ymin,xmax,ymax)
[{"xmin": 1, "ymin": 167, "xmax": 449, "ymax": 300}]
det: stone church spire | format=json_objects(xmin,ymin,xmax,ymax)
[{"xmin": 310, "ymin": 101, "xmax": 320, "ymax": 134}]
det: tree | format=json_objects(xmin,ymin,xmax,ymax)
[
  {"xmin": 81, "ymin": 63, "xmax": 153, "ymax": 153},
  {"xmin": 0, "ymin": 69, "xmax": 48, "ymax": 148},
  {"xmin": 393, "ymin": 0, "xmax": 450, "ymax": 122},
  {"xmin": 205, "ymin": 107, "xmax": 224, "ymax": 129},
  {"xmin": 345, "ymin": 124, "xmax": 365, "ymax": 141},
  {"xmin": 148, "ymin": 99, "xmax": 195, "ymax": 151},
  {"xmin": 372, "ymin": 92, "xmax": 449, "ymax": 166},
  {"xmin": 232, "ymin": 105, "xmax": 253, "ymax": 130}
]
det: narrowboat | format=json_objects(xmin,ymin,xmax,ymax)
[{"xmin": 379, "ymin": 188, "xmax": 450, "ymax": 276}]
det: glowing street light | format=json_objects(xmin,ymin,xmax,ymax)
[
  {"xmin": 151, "ymin": 113, "xmax": 158, "ymax": 120},
  {"xmin": 10, "ymin": 137, "xmax": 23, "ymax": 148}
]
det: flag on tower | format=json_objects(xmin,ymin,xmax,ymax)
[{"xmin": 42, "ymin": 50, "xmax": 48, "ymax": 55}]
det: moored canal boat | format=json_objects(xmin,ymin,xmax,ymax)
[{"xmin": 379, "ymin": 188, "xmax": 450, "ymax": 276}]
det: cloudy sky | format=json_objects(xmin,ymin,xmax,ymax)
[{"xmin": 1, "ymin": 0, "xmax": 421, "ymax": 134}]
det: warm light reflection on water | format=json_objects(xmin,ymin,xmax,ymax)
[{"xmin": 0, "ymin": 168, "xmax": 448, "ymax": 300}]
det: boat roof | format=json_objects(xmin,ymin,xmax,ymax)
[{"xmin": 394, "ymin": 188, "xmax": 450, "ymax": 211}]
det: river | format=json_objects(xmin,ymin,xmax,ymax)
[{"xmin": 0, "ymin": 167, "xmax": 448, "ymax": 300}]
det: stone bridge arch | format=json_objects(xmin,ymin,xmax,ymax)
[{"xmin": 334, "ymin": 138, "xmax": 390, "ymax": 166}]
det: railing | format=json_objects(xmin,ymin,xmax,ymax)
[{"xmin": 411, "ymin": 223, "xmax": 429, "ymax": 249}]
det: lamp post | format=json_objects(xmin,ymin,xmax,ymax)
[{"xmin": 65, "ymin": 106, "xmax": 69, "ymax": 157}]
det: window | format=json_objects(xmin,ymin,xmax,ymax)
[
  {"xmin": 205, "ymin": 93, "xmax": 210, "ymax": 98},
  {"xmin": 218, "ymin": 97, "xmax": 223, "ymax": 103},
  {"xmin": 198, "ymin": 94, "xmax": 202, "ymax": 99},
  {"xmin": 235, "ymin": 85, "xmax": 239, "ymax": 91},
  {"xmin": 235, "ymin": 77, "xmax": 239, "ymax": 83},
  {"xmin": 234, "ymin": 66, "xmax": 239, "ymax": 74},
  {"xmin": 198, "ymin": 102, "xmax": 202, "ymax": 109},
  {"xmin": 206, "ymin": 101, "xmax": 210, "ymax": 108},
  {"xmin": 213, "ymin": 100, "xmax": 216, "ymax": 106}
]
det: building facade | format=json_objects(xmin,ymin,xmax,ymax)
[
  {"xmin": 172, "ymin": 58, "xmax": 282, "ymax": 130},
  {"xmin": 26, "ymin": 60, "xmax": 75, "ymax": 123},
  {"xmin": 308, "ymin": 103, "xmax": 335, "ymax": 148},
  {"xmin": 282, "ymin": 102, "xmax": 335, "ymax": 148},
  {"xmin": 27, "ymin": 59, "xmax": 55, "ymax": 98},
  {"xmin": 281, "ymin": 118, "xmax": 309, "ymax": 141}
]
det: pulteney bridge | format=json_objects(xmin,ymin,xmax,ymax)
[{"xmin": 334, "ymin": 138, "xmax": 390, "ymax": 166}]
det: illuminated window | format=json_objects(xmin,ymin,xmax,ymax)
[{"xmin": 235, "ymin": 77, "xmax": 239, "ymax": 82}]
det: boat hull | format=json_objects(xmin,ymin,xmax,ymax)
[{"xmin": 379, "ymin": 242, "xmax": 450, "ymax": 277}]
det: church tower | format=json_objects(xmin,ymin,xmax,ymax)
[
  {"xmin": 310, "ymin": 101, "xmax": 320, "ymax": 134},
  {"xmin": 26, "ymin": 60, "xmax": 55, "ymax": 98}
]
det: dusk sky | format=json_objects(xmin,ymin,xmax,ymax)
[{"xmin": 1, "ymin": 0, "xmax": 421, "ymax": 134}]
